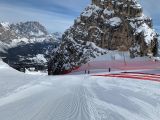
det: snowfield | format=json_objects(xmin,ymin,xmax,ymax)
[{"xmin": 0, "ymin": 60, "xmax": 160, "ymax": 120}]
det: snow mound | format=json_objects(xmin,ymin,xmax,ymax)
[{"xmin": 0, "ymin": 59, "xmax": 9, "ymax": 68}]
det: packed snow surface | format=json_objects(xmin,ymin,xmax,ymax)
[{"xmin": 0, "ymin": 60, "xmax": 160, "ymax": 120}]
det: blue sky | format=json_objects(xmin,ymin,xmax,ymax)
[{"xmin": 0, "ymin": 0, "xmax": 159, "ymax": 33}]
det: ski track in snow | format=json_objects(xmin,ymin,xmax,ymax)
[{"xmin": 0, "ymin": 63, "xmax": 160, "ymax": 120}]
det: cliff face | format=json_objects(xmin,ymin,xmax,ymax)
[
  {"xmin": 49, "ymin": 0, "xmax": 158, "ymax": 74},
  {"xmin": 79, "ymin": 0, "xmax": 157, "ymax": 56}
]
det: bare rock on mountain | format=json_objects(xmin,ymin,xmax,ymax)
[
  {"xmin": 48, "ymin": 30, "xmax": 106, "ymax": 75},
  {"xmin": 10, "ymin": 21, "xmax": 48, "ymax": 38},
  {"xmin": 0, "ymin": 21, "xmax": 50, "ymax": 50},
  {"xmin": 50, "ymin": 0, "xmax": 158, "ymax": 74}
]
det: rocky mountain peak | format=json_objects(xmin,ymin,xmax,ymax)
[
  {"xmin": 91, "ymin": 0, "xmax": 143, "ymax": 20},
  {"xmin": 10, "ymin": 21, "xmax": 48, "ymax": 38},
  {"xmin": 0, "ymin": 21, "xmax": 49, "ymax": 44},
  {"xmin": 49, "ymin": 0, "xmax": 158, "ymax": 74}
]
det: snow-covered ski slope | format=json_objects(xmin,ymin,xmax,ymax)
[{"xmin": 0, "ymin": 59, "xmax": 160, "ymax": 120}]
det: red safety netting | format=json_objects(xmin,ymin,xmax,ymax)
[{"xmin": 71, "ymin": 59, "xmax": 160, "ymax": 73}]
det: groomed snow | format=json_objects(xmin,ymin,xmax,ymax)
[{"xmin": 0, "ymin": 59, "xmax": 160, "ymax": 120}]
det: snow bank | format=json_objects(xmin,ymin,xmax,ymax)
[
  {"xmin": 0, "ymin": 60, "xmax": 9, "ymax": 69},
  {"xmin": 0, "ymin": 60, "xmax": 39, "ymax": 97},
  {"xmin": 25, "ymin": 69, "xmax": 47, "ymax": 76}
]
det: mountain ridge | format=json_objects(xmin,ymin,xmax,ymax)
[{"xmin": 0, "ymin": 21, "xmax": 61, "ymax": 70}]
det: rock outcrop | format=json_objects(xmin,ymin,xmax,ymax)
[{"xmin": 49, "ymin": 0, "xmax": 158, "ymax": 74}]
